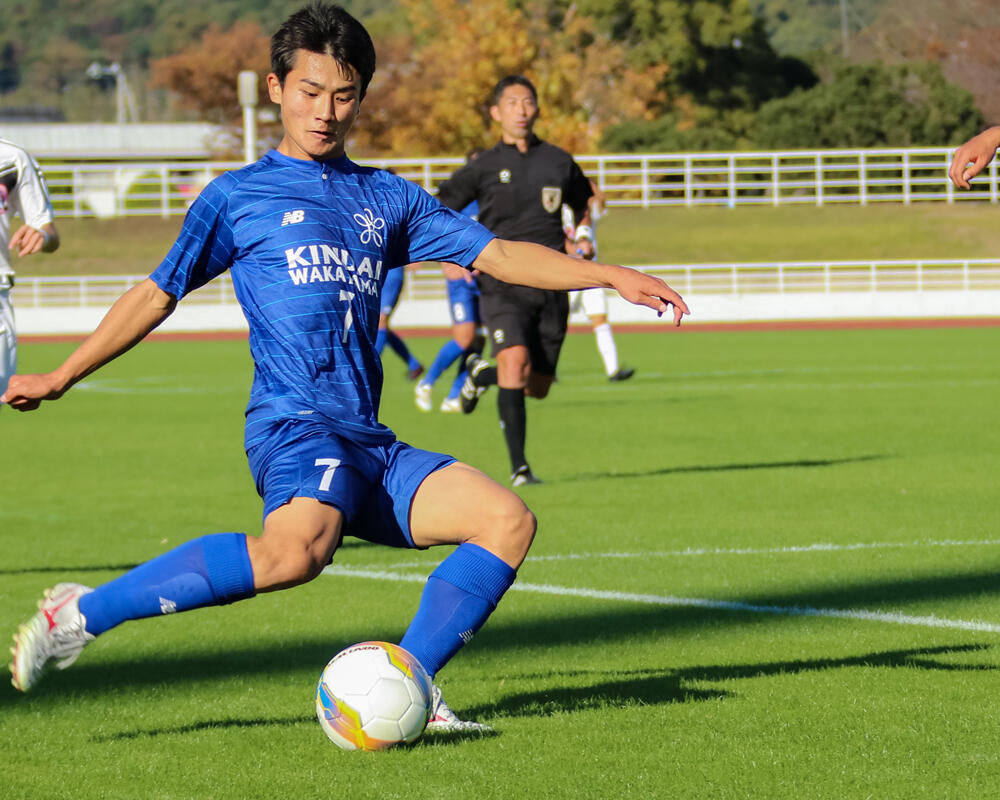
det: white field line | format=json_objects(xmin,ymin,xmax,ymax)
[
  {"xmin": 568, "ymin": 376, "xmax": 1000, "ymax": 392},
  {"xmin": 323, "ymin": 566, "xmax": 1000, "ymax": 634},
  {"xmin": 342, "ymin": 537, "xmax": 1000, "ymax": 570}
]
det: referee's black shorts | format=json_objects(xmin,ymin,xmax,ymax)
[{"xmin": 479, "ymin": 284, "xmax": 569, "ymax": 377}]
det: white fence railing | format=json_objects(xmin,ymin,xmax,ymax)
[
  {"xmin": 37, "ymin": 147, "xmax": 1000, "ymax": 219},
  {"xmin": 14, "ymin": 260, "xmax": 1000, "ymax": 310}
]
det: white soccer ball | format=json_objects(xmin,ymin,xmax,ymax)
[{"xmin": 315, "ymin": 641, "xmax": 433, "ymax": 751}]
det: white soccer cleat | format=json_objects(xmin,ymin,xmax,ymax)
[
  {"xmin": 439, "ymin": 396, "xmax": 462, "ymax": 413},
  {"xmin": 425, "ymin": 684, "xmax": 493, "ymax": 733},
  {"xmin": 414, "ymin": 381, "xmax": 433, "ymax": 412},
  {"xmin": 10, "ymin": 582, "xmax": 95, "ymax": 693}
]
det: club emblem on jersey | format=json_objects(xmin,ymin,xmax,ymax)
[
  {"xmin": 353, "ymin": 208, "xmax": 385, "ymax": 247},
  {"xmin": 541, "ymin": 187, "xmax": 562, "ymax": 213},
  {"xmin": 499, "ymin": 169, "xmax": 512, "ymax": 184}
]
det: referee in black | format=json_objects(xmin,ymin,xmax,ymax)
[{"xmin": 436, "ymin": 75, "xmax": 596, "ymax": 486}]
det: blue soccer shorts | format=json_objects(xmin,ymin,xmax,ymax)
[
  {"xmin": 380, "ymin": 268, "xmax": 405, "ymax": 316},
  {"xmin": 446, "ymin": 277, "xmax": 480, "ymax": 326},
  {"xmin": 246, "ymin": 419, "xmax": 455, "ymax": 548}
]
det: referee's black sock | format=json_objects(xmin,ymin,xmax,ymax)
[{"xmin": 497, "ymin": 387, "xmax": 528, "ymax": 472}]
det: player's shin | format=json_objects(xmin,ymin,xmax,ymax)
[
  {"xmin": 77, "ymin": 533, "xmax": 256, "ymax": 636},
  {"xmin": 498, "ymin": 387, "xmax": 528, "ymax": 472},
  {"xmin": 398, "ymin": 543, "xmax": 516, "ymax": 677}
]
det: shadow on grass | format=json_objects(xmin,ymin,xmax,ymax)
[
  {"xmin": 91, "ymin": 711, "xmax": 498, "ymax": 746},
  {"xmin": 3, "ymin": 564, "xmax": 1000, "ymax": 711},
  {"xmin": 92, "ymin": 714, "xmax": 312, "ymax": 742},
  {"xmin": 0, "ymin": 564, "xmax": 141, "ymax": 576},
  {"xmin": 466, "ymin": 643, "xmax": 993, "ymax": 720},
  {"xmin": 562, "ymin": 454, "xmax": 886, "ymax": 482}
]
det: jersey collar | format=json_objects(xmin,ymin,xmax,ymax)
[
  {"xmin": 497, "ymin": 134, "xmax": 541, "ymax": 153},
  {"xmin": 266, "ymin": 149, "xmax": 352, "ymax": 173}
]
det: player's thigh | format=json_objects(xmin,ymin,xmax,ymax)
[
  {"xmin": 480, "ymin": 288, "xmax": 535, "ymax": 359},
  {"xmin": 253, "ymin": 497, "xmax": 346, "ymax": 588},
  {"xmin": 248, "ymin": 422, "xmax": 380, "ymax": 521},
  {"xmin": 344, "ymin": 440, "xmax": 455, "ymax": 549},
  {"xmin": 409, "ymin": 461, "xmax": 535, "ymax": 566},
  {"xmin": 579, "ymin": 286, "xmax": 608, "ymax": 318},
  {"xmin": 452, "ymin": 320, "xmax": 478, "ymax": 349},
  {"xmin": 526, "ymin": 290, "xmax": 569, "ymax": 378}
]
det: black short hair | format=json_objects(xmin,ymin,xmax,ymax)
[
  {"xmin": 491, "ymin": 75, "xmax": 538, "ymax": 107},
  {"xmin": 271, "ymin": 3, "xmax": 376, "ymax": 99}
]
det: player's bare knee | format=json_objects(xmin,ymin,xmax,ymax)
[{"xmin": 477, "ymin": 494, "xmax": 535, "ymax": 565}]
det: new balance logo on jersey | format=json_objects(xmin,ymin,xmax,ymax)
[
  {"xmin": 159, "ymin": 597, "xmax": 178, "ymax": 614},
  {"xmin": 281, "ymin": 210, "xmax": 305, "ymax": 226}
]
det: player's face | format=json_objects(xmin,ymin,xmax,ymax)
[
  {"xmin": 267, "ymin": 49, "xmax": 362, "ymax": 162},
  {"xmin": 490, "ymin": 84, "xmax": 539, "ymax": 144}
]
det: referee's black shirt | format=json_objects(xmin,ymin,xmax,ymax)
[{"xmin": 436, "ymin": 135, "xmax": 593, "ymax": 253}]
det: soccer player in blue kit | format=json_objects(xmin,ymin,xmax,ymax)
[
  {"xmin": 3, "ymin": 2, "xmax": 688, "ymax": 729},
  {"xmin": 376, "ymin": 266, "xmax": 424, "ymax": 380}
]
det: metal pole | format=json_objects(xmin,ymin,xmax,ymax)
[
  {"xmin": 841, "ymin": 0, "xmax": 849, "ymax": 58},
  {"xmin": 238, "ymin": 71, "xmax": 259, "ymax": 164}
]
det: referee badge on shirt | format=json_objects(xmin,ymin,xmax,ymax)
[{"xmin": 541, "ymin": 187, "xmax": 562, "ymax": 213}]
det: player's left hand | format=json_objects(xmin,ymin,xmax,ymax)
[
  {"xmin": 948, "ymin": 127, "xmax": 1000, "ymax": 189},
  {"xmin": 9, "ymin": 225, "xmax": 47, "ymax": 257},
  {"xmin": 611, "ymin": 266, "xmax": 690, "ymax": 326},
  {"xmin": 1, "ymin": 372, "xmax": 66, "ymax": 411}
]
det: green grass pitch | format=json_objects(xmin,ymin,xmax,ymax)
[{"xmin": 2, "ymin": 325, "xmax": 1000, "ymax": 799}]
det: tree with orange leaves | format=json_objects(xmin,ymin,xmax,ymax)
[{"xmin": 354, "ymin": 0, "xmax": 667, "ymax": 156}]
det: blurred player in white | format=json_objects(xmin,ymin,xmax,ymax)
[
  {"xmin": 562, "ymin": 179, "xmax": 634, "ymax": 382},
  {"xmin": 0, "ymin": 138, "xmax": 60, "ymax": 399}
]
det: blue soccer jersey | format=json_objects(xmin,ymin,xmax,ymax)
[{"xmin": 150, "ymin": 150, "xmax": 494, "ymax": 449}]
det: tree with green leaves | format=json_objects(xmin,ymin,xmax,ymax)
[{"xmin": 753, "ymin": 61, "xmax": 983, "ymax": 148}]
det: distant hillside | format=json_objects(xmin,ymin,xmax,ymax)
[
  {"xmin": 751, "ymin": 0, "xmax": 887, "ymax": 56},
  {"xmin": 0, "ymin": 0, "xmax": 398, "ymax": 121}
]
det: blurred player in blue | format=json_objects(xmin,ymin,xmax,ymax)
[
  {"xmin": 415, "ymin": 190, "xmax": 486, "ymax": 412},
  {"xmin": 3, "ymin": 2, "xmax": 688, "ymax": 729},
  {"xmin": 377, "ymin": 265, "xmax": 424, "ymax": 380}
]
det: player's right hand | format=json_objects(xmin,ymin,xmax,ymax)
[
  {"xmin": 1, "ymin": 373, "xmax": 66, "ymax": 411},
  {"xmin": 948, "ymin": 127, "xmax": 1000, "ymax": 190}
]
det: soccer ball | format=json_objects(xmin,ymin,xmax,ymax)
[{"xmin": 315, "ymin": 641, "xmax": 433, "ymax": 751}]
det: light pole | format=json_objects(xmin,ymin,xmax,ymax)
[
  {"xmin": 86, "ymin": 62, "xmax": 138, "ymax": 123},
  {"xmin": 238, "ymin": 70, "xmax": 259, "ymax": 164},
  {"xmin": 840, "ymin": 0, "xmax": 850, "ymax": 58}
]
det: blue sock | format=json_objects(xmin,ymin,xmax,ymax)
[
  {"xmin": 399, "ymin": 543, "xmax": 516, "ymax": 678},
  {"xmin": 386, "ymin": 330, "xmax": 420, "ymax": 370},
  {"xmin": 375, "ymin": 328, "xmax": 388, "ymax": 354},
  {"xmin": 446, "ymin": 371, "xmax": 466, "ymax": 400},
  {"xmin": 78, "ymin": 533, "xmax": 256, "ymax": 636},
  {"xmin": 426, "ymin": 340, "xmax": 464, "ymax": 385}
]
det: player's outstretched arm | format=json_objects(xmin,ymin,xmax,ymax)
[
  {"xmin": 1, "ymin": 278, "xmax": 177, "ymax": 411},
  {"xmin": 471, "ymin": 238, "xmax": 690, "ymax": 325},
  {"xmin": 949, "ymin": 127, "xmax": 1000, "ymax": 189}
]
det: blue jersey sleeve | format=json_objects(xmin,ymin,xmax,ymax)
[
  {"xmin": 399, "ymin": 180, "xmax": 494, "ymax": 268},
  {"xmin": 150, "ymin": 177, "xmax": 236, "ymax": 299}
]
